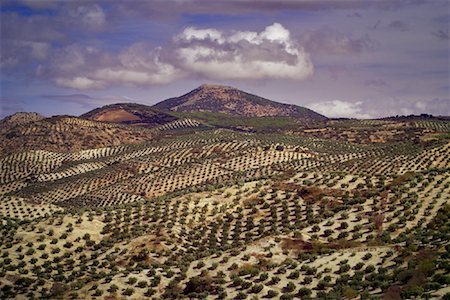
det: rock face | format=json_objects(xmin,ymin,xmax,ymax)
[
  {"xmin": 81, "ymin": 103, "xmax": 178, "ymax": 127},
  {"xmin": 153, "ymin": 84, "xmax": 327, "ymax": 121}
]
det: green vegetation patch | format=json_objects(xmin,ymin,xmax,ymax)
[{"xmin": 169, "ymin": 111, "xmax": 299, "ymax": 131}]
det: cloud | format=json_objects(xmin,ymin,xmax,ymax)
[
  {"xmin": 374, "ymin": 97, "xmax": 450, "ymax": 117},
  {"xmin": 35, "ymin": 23, "xmax": 313, "ymax": 89},
  {"xmin": 0, "ymin": 98, "xmax": 26, "ymax": 118},
  {"xmin": 41, "ymin": 94, "xmax": 121, "ymax": 108},
  {"xmin": 299, "ymin": 26, "xmax": 375, "ymax": 54},
  {"xmin": 1, "ymin": 40, "xmax": 51, "ymax": 71},
  {"xmin": 174, "ymin": 23, "xmax": 314, "ymax": 80},
  {"xmin": 0, "ymin": 4, "xmax": 107, "ymax": 73},
  {"xmin": 387, "ymin": 20, "xmax": 409, "ymax": 32},
  {"xmin": 65, "ymin": 3, "xmax": 107, "ymax": 30},
  {"xmin": 0, "ymin": 13, "xmax": 65, "ymax": 42},
  {"xmin": 308, "ymin": 100, "xmax": 372, "ymax": 119},
  {"xmin": 432, "ymin": 29, "xmax": 449, "ymax": 40},
  {"xmin": 364, "ymin": 79, "xmax": 389, "ymax": 88},
  {"xmin": 13, "ymin": 0, "xmax": 59, "ymax": 9},
  {"xmin": 37, "ymin": 43, "xmax": 180, "ymax": 90},
  {"xmin": 54, "ymin": 77, "xmax": 105, "ymax": 90},
  {"xmin": 111, "ymin": 0, "xmax": 415, "ymax": 19},
  {"xmin": 0, "ymin": 13, "xmax": 63, "ymax": 71},
  {"xmin": 347, "ymin": 12, "xmax": 362, "ymax": 18},
  {"xmin": 180, "ymin": 27, "xmax": 225, "ymax": 44}
]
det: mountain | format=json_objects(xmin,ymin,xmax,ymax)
[
  {"xmin": 153, "ymin": 84, "xmax": 327, "ymax": 121},
  {"xmin": 81, "ymin": 103, "xmax": 178, "ymax": 127}
]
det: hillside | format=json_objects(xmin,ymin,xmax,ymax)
[
  {"xmin": 0, "ymin": 123, "xmax": 449, "ymax": 300},
  {"xmin": 81, "ymin": 103, "xmax": 178, "ymax": 127},
  {"xmin": 0, "ymin": 112, "xmax": 45, "ymax": 127},
  {"xmin": 0, "ymin": 115, "xmax": 157, "ymax": 155},
  {"xmin": 154, "ymin": 84, "xmax": 327, "ymax": 121}
]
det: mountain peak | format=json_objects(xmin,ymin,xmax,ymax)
[
  {"xmin": 198, "ymin": 83, "xmax": 233, "ymax": 90},
  {"xmin": 154, "ymin": 84, "xmax": 327, "ymax": 121}
]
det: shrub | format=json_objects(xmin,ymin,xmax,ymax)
[
  {"xmin": 250, "ymin": 284, "xmax": 263, "ymax": 294},
  {"xmin": 297, "ymin": 287, "xmax": 311, "ymax": 297},
  {"xmin": 284, "ymin": 282, "xmax": 296, "ymax": 293},
  {"xmin": 184, "ymin": 275, "xmax": 217, "ymax": 295},
  {"xmin": 280, "ymin": 294, "xmax": 294, "ymax": 300},
  {"xmin": 122, "ymin": 288, "xmax": 134, "ymax": 296},
  {"xmin": 266, "ymin": 290, "xmax": 279, "ymax": 298}
]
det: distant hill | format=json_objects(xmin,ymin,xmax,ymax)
[
  {"xmin": 381, "ymin": 114, "xmax": 450, "ymax": 121},
  {"xmin": 81, "ymin": 103, "xmax": 178, "ymax": 127},
  {"xmin": 0, "ymin": 112, "xmax": 45, "ymax": 127},
  {"xmin": 0, "ymin": 115, "xmax": 156, "ymax": 155},
  {"xmin": 153, "ymin": 84, "xmax": 327, "ymax": 121}
]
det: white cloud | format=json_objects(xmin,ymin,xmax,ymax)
[
  {"xmin": 40, "ymin": 23, "xmax": 313, "ymax": 89},
  {"xmin": 178, "ymin": 27, "xmax": 225, "ymax": 44},
  {"xmin": 69, "ymin": 4, "xmax": 106, "ymax": 29},
  {"xmin": 228, "ymin": 31, "xmax": 258, "ymax": 43},
  {"xmin": 28, "ymin": 42, "xmax": 50, "ymax": 60},
  {"xmin": 175, "ymin": 23, "xmax": 314, "ymax": 80},
  {"xmin": 41, "ymin": 43, "xmax": 180, "ymax": 90},
  {"xmin": 93, "ymin": 66, "xmax": 177, "ymax": 85},
  {"xmin": 55, "ymin": 77, "xmax": 104, "ymax": 90},
  {"xmin": 260, "ymin": 22, "xmax": 291, "ymax": 43},
  {"xmin": 308, "ymin": 100, "xmax": 372, "ymax": 119},
  {"xmin": 0, "ymin": 41, "xmax": 50, "ymax": 70},
  {"xmin": 177, "ymin": 46, "xmax": 311, "ymax": 80},
  {"xmin": 0, "ymin": 57, "xmax": 19, "ymax": 69}
]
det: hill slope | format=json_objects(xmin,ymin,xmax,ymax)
[
  {"xmin": 0, "ymin": 112, "xmax": 45, "ymax": 127},
  {"xmin": 0, "ymin": 115, "xmax": 157, "ymax": 155},
  {"xmin": 1, "ymin": 124, "xmax": 449, "ymax": 300},
  {"xmin": 154, "ymin": 84, "xmax": 327, "ymax": 121},
  {"xmin": 81, "ymin": 103, "xmax": 178, "ymax": 127}
]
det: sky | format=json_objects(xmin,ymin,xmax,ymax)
[{"xmin": 0, "ymin": 0, "xmax": 449, "ymax": 119}]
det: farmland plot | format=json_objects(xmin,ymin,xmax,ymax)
[{"xmin": 0, "ymin": 128, "xmax": 449, "ymax": 299}]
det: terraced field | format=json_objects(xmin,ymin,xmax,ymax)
[{"xmin": 0, "ymin": 123, "xmax": 449, "ymax": 299}]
